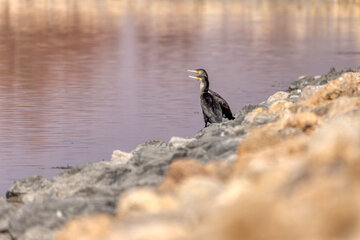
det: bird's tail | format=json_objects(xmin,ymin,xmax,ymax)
[{"xmin": 224, "ymin": 111, "xmax": 235, "ymax": 120}]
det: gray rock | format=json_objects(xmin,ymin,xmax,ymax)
[
  {"xmin": 288, "ymin": 66, "xmax": 360, "ymax": 92},
  {"xmin": 131, "ymin": 140, "xmax": 168, "ymax": 155},
  {"xmin": 288, "ymin": 76, "xmax": 315, "ymax": 91},
  {"xmin": 0, "ymin": 198, "xmax": 15, "ymax": 232},
  {"xmin": 110, "ymin": 150, "xmax": 132, "ymax": 163},
  {"xmin": 234, "ymin": 104, "xmax": 262, "ymax": 120},
  {"xmin": 195, "ymin": 122, "xmax": 238, "ymax": 139},
  {"xmin": 286, "ymin": 95, "xmax": 300, "ymax": 102},
  {"xmin": 187, "ymin": 147, "xmax": 210, "ymax": 162},
  {"xmin": 185, "ymin": 136, "xmax": 241, "ymax": 163},
  {"xmin": 6, "ymin": 176, "xmax": 51, "ymax": 203},
  {"xmin": 8, "ymin": 196, "xmax": 115, "ymax": 240},
  {"xmin": 300, "ymin": 85, "xmax": 325, "ymax": 100},
  {"xmin": 126, "ymin": 140, "xmax": 175, "ymax": 187},
  {"xmin": 17, "ymin": 226, "xmax": 54, "ymax": 240},
  {"xmin": 6, "ymin": 163, "xmax": 125, "ymax": 203},
  {"xmin": 266, "ymin": 91, "xmax": 290, "ymax": 103},
  {"xmin": 0, "ymin": 233, "xmax": 11, "ymax": 240},
  {"xmin": 242, "ymin": 111, "xmax": 277, "ymax": 129},
  {"xmin": 168, "ymin": 137, "xmax": 195, "ymax": 150},
  {"xmin": 252, "ymin": 113, "xmax": 277, "ymax": 126},
  {"xmin": 4, "ymin": 139, "xmax": 196, "ymax": 239},
  {"xmin": 195, "ymin": 103, "xmax": 263, "ymax": 139},
  {"xmin": 6, "ymin": 140, "xmax": 179, "ymax": 203}
]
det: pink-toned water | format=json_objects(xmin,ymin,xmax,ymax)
[{"xmin": 0, "ymin": 0, "xmax": 359, "ymax": 195}]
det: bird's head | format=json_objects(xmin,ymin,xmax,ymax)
[
  {"xmin": 188, "ymin": 75, "xmax": 207, "ymax": 82},
  {"xmin": 188, "ymin": 74, "xmax": 209, "ymax": 92},
  {"xmin": 187, "ymin": 68, "xmax": 208, "ymax": 77}
]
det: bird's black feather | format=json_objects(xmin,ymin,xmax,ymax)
[
  {"xmin": 200, "ymin": 92, "xmax": 222, "ymax": 127},
  {"xmin": 209, "ymin": 90, "xmax": 235, "ymax": 120}
]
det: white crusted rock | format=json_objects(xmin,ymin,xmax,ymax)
[{"xmin": 111, "ymin": 150, "xmax": 132, "ymax": 164}]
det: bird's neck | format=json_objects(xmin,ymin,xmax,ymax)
[{"xmin": 200, "ymin": 81, "xmax": 209, "ymax": 93}]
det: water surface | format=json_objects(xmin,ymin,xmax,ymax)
[{"xmin": 0, "ymin": 0, "xmax": 359, "ymax": 195}]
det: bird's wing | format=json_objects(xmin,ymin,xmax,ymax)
[
  {"xmin": 209, "ymin": 89, "xmax": 230, "ymax": 109},
  {"xmin": 208, "ymin": 89, "xmax": 234, "ymax": 120},
  {"xmin": 201, "ymin": 93, "xmax": 223, "ymax": 123}
]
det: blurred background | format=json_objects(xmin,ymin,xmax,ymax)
[{"xmin": 0, "ymin": 0, "xmax": 359, "ymax": 195}]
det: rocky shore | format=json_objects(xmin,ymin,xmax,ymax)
[{"xmin": 0, "ymin": 67, "xmax": 359, "ymax": 240}]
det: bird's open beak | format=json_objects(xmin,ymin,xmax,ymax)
[
  {"xmin": 187, "ymin": 69, "xmax": 199, "ymax": 74},
  {"xmin": 189, "ymin": 76, "xmax": 200, "ymax": 81}
]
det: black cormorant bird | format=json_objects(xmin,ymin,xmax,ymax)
[
  {"xmin": 188, "ymin": 69, "xmax": 235, "ymax": 120},
  {"xmin": 189, "ymin": 75, "xmax": 223, "ymax": 127}
]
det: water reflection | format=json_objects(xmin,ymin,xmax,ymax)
[{"xmin": 0, "ymin": 0, "xmax": 359, "ymax": 195}]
